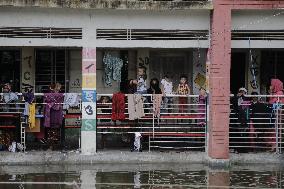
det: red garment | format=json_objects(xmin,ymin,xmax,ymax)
[
  {"xmin": 111, "ymin": 92, "xmax": 126, "ymax": 121},
  {"xmin": 179, "ymin": 97, "xmax": 188, "ymax": 113}
]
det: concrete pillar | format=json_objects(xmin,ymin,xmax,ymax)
[
  {"xmin": 80, "ymin": 170, "xmax": 97, "ymax": 189},
  {"xmin": 81, "ymin": 47, "xmax": 97, "ymax": 154},
  {"xmin": 21, "ymin": 47, "xmax": 35, "ymax": 92},
  {"xmin": 208, "ymin": 4, "xmax": 231, "ymax": 159},
  {"xmin": 208, "ymin": 170, "xmax": 230, "ymax": 188}
]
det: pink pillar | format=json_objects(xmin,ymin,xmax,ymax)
[
  {"xmin": 208, "ymin": 4, "xmax": 231, "ymax": 159},
  {"xmin": 208, "ymin": 171, "xmax": 230, "ymax": 187}
]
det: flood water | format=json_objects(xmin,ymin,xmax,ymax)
[{"xmin": 0, "ymin": 164, "xmax": 283, "ymax": 188}]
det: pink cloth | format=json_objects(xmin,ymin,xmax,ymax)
[
  {"xmin": 153, "ymin": 94, "xmax": 163, "ymax": 117},
  {"xmin": 269, "ymin": 79, "xmax": 284, "ymax": 104}
]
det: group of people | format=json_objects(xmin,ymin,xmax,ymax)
[
  {"xmin": 126, "ymin": 66, "xmax": 207, "ymax": 114},
  {"xmin": 231, "ymin": 78, "xmax": 284, "ymax": 152},
  {"xmin": 97, "ymin": 66, "xmax": 208, "ymax": 151}
]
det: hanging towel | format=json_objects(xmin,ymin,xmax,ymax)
[
  {"xmin": 111, "ymin": 92, "xmax": 126, "ymax": 121},
  {"xmin": 153, "ymin": 94, "xmax": 163, "ymax": 118},
  {"xmin": 63, "ymin": 93, "xmax": 80, "ymax": 109},
  {"xmin": 23, "ymin": 92, "xmax": 35, "ymax": 116},
  {"xmin": 28, "ymin": 103, "xmax": 36, "ymax": 129},
  {"xmin": 128, "ymin": 94, "xmax": 145, "ymax": 120}
]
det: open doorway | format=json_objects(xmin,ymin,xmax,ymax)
[
  {"xmin": 230, "ymin": 52, "xmax": 246, "ymax": 94},
  {"xmin": 149, "ymin": 51, "xmax": 192, "ymax": 90}
]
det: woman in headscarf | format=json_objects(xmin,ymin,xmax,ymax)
[{"xmin": 268, "ymin": 79, "xmax": 284, "ymax": 152}]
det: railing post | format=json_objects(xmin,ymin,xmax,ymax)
[
  {"xmin": 276, "ymin": 96, "xmax": 280, "ymax": 154},
  {"xmin": 152, "ymin": 94, "xmax": 154, "ymax": 151},
  {"xmin": 206, "ymin": 97, "xmax": 209, "ymax": 153}
]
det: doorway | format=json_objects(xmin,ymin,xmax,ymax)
[{"xmin": 230, "ymin": 52, "xmax": 246, "ymax": 94}]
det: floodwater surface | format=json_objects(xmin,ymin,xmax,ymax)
[{"xmin": 0, "ymin": 164, "xmax": 282, "ymax": 188}]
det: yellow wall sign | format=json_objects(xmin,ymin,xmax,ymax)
[{"xmin": 82, "ymin": 74, "xmax": 96, "ymax": 89}]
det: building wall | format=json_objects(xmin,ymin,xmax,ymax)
[
  {"xmin": 69, "ymin": 49, "xmax": 82, "ymax": 93},
  {"xmin": 0, "ymin": 8, "xmax": 210, "ymax": 48}
]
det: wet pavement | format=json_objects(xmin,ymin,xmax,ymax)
[{"xmin": 0, "ymin": 164, "xmax": 283, "ymax": 188}]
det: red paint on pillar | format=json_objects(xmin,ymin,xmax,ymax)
[{"xmin": 208, "ymin": 3, "xmax": 231, "ymax": 159}]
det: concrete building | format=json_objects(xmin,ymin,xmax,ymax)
[{"xmin": 0, "ymin": 0, "xmax": 283, "ymax": 160}]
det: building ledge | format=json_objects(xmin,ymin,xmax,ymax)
[{"xmin": 0, "ymin": 0, "xmax": 213, "ymax": 10}]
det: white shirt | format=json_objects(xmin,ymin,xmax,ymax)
[
  {"xmin": 137, "ymin": 76, "xmax": 147, "ymax": 92},
  {"xmin": 161, "ymin": 79, "xmax": 173, "ymax": 95}
]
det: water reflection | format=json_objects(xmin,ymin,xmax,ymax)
[{"xmin": 0, "ymin": 164, "xmax": 282, "ymax": 188}]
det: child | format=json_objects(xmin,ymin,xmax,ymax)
[
  {"xmin": 161, "ymin": 74, "xmax": 173, "ymax": 113},
  {"xmin": 176, "ymin": 75, "xmax": 190, "ymax": 113},
  {"xmin": 136, "ymin": 66, "xmax": 147, "ymax": 94}
]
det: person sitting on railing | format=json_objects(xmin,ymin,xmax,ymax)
[{"xmin": 137, "ymin": 66, "xmax": 147, "ymax": 94}]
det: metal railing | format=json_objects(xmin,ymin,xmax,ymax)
[
  {"xmin": 229, "ymin": 95, "xmax": 284, "ymax": 153},
  {"xmin": 0, "ymin": 93, "xmax": 82, "ymax": 151},
  {"xmin": 97, "ymin": 94, "xmax": 207, "ymax": 151}
]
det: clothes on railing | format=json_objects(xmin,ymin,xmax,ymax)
[
  {"xmin": 63, "ymin": 93, "xmax": 80, "ymax": 109},
  {"xmin": 153, "ymin": 94, "xmax": 163, "ymax": 118},
  {"xmin": 111, "ymin": 92, "xmax": 125, "ymax": 121},
  {"xmin": 43, "ymin": 93, "xmax": 64, "ymax": 128},
  {"xmin": 127, "ymin": 94, "xmax": 145, "ymax": 120},
  {"xmin": 2, "ymin": 92, "xmax": 18, "ymax": 103},
  {"xmin": 23, "ymin": 92, "xmax": 35, "ymax": 128},
  {"xmin": 28, "ymin": 103, "xmax": 36, "ymax": 129}
]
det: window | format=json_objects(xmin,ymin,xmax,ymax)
[{"xmin": 35, "ymin": 49, "xmax": 67, "ymax": 93}]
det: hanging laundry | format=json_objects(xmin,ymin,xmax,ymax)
[
  {"xmin": 111, "ymin": 92, "xmax": 125, "ymax": 121},
  {"xmin": 63, "ymin": 93, "xmax": 81, "ymax": 110},
  {"xmin": 28, "ymin": 103, "xmax": 36, "ymax": 129},
  {"xmin": 103, "ymin": 53, "xmax": 123, "ymax": 87},
  {"xmin": 44, "ymin": 93, "xmax": 64, "ymax": 128},
  {"xmin": 153, "ymin": 94, "xmax": 163, "ymax": 118},
  {"xmin": 3, "ymin": 92, "xmax": 18, "ymax": 103},
  {"xmin": 23, "ymin": 92, "xmax": 35, "ymax": 116},
  {"xmin": 128, "ymin": 94, "xmax": 145, "ymax": 120}
]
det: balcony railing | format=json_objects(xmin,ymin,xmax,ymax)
[
  {"xmin": 230, "ymin": 95, "xmax": 284, "ymax": 153},
  {"xmin": 2, "ymin": 92, "xmax": 283, "ymax": 154},
  {"xmin": 97, "ymin": 94, "xmax": 207, "ymax": 151},
  {"xmin": 0, "ymin": 93, "xmax": 82, "ymax": 151}
]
